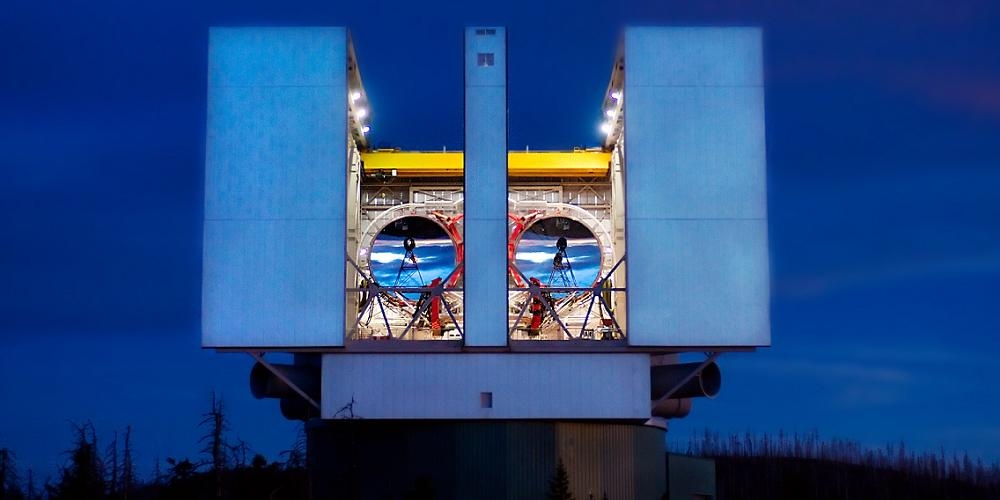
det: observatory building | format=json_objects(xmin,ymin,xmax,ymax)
[{"xmin": 203, "ymin": 26, "xmax": 768, "ymax": 499}]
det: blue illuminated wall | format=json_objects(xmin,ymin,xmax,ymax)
[
  {"xmin": 202, "ymin": 27, "xmax": 348, "ymax": 347},
  {"xmin": 624, "ymin": 27, "xmax": 770, "ymax": 346},
  {"xmin": 463, "ymin": 27, "xmax": 509, "ymax": 347}
]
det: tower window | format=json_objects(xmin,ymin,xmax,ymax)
[
  {"xmin": 480, "ymin": 392, "xmax": 493, "ymax": 408},
  {"xmin": 477, "ymin": 52, "xmax": 495, "ymax": 67},
  {"xmin": 475, "ymin": 28, "xmax": 496, "ymax": 36}
]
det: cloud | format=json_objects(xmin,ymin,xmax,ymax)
[
  {"xmin": 738, "ymin": 338, "xmax": 1000, "ymax": 414},
  {"xmin": 756, "ymin": 358, "xmax": 912, "ymax": 409},
  {"xmin": 771, "ymin": 162, "xmax": 1000, "ymax": 301},
  {"xmin": 758, "ymin": 359, "xmax": 911, "ymax": 384},
  {"xmin": 903, "ymin": 73, "xmax": 1000, "ymax": 118},
  {"xmin": 775, "ymin": 253, "xmax": 1000, "ymax": 300}
]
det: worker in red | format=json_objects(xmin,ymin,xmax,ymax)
[
  {"xmin": 527, "ymin": 277, "xmax": 548, "ymax": 337},
  {"xmin": 416, "ymin": 277, "xmax": 445, "ymax": 336},
  {"xmin": 428, "ymin": 277, "xmax": 443, "ymax": 336}
]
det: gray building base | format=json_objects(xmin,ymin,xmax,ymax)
[
  {"xmin": 306, "ymin": 420, "xmax": 666, "ymax": 500},
  {"xmin": 667, "ymin": 454, "xmax": 716, "ymax": 499}
]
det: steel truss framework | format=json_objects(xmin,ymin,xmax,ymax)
[{"xmin": 348, "ymin": 187, "xmax": 625, "ymax": 342}]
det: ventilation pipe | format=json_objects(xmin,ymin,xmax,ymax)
[
  {"xmin": 651, "ymin": 398, "xmax": 692, "ymax": 419},
  {"xmin": 649, "ymin": 361, "xmax": 721, "ymax": 419},
  {"xmin": 250, "ymin": 359, "xmax": 320, "ymax": 421}
]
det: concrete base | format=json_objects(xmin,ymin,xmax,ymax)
[
  {"xmin": 306, "ymin": 420, "xmax": 666, "ymax": 500},
  {"xmin": 667, "ymin": 454, "xmax": 716, "ymax": 499}
]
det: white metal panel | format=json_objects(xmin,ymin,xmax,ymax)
[
  {"xmin": 208, "ymin": 27, "xmax": 348, "ymax": 87},
  {"xmin": 462, "ymin": 216, "xmax": 509, "ymax": 343},
  {"xmin": 205, "ymin": 85, "xmax": 345, "ymax": 220},
  {"xmin": 202, "ymin": 27, "xmax": 348, "ymax": 347},
  {"xmin": 625, "ymin": 85, "xmax": 766, "ymax": 220},
  {"xmin": 203, "ymin": 220, "xmax": 343, "ymax": 347},
  {"xmin": 627, "ymin": 219, "xmax": 769, "ymax": 346},
  {"xmin": 624, "ymin": 27, "xmax": 770, "ymax": 347},
  {"xmin": 463, "ymin": 27, "xmax": 508, "ymax": 347},
  {"xmin": 321, "ymin": 354, "xmax": 651, "ymax": 419},
  {"xmin": 625, "ymin": 27, "xmax": 763, "ymax": 88}
]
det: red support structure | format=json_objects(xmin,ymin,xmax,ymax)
[
  {"xmin": 527, "ymin": 277, "xmax": 546, "ymax": 336},
  {"xmin": 429, "ymin": 277, "xmax": 442, "ymax": 335},
  {"xmin": 507, "ymin": 211, "xmax": 544, "ymax": 288},
  {"xmin": 432, "ymin": 212, "xmax": 465, "ymax": 288}
]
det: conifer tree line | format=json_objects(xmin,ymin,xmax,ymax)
[
  {"xmin": 8, "ymin": 408, "xmax": 1000, "ymax": 499},
  {"xmin": 0, "ymin": 392, "xmax": 308, "ymax": 500},
  {"xmin": 676, "ymin": 429, "xmax": 1000, "ymax": 500}
]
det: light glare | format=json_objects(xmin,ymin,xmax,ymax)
[
  {"xmin": 356, "ymin": 108, "xmax": 368, "ymax": 119},
  {"xmin": 600, "ymin": 122, "xmax": 612, "ymax": 134},
  {"xmin": 350, "ymin": 91, "xmax": 361, "ymax": 102}
]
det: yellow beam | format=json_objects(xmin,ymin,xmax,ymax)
[
  {"xmin": 508, "ymin": 151, "xmax": 610, "ymax": 177},
  {"xmin": 361, "ymin": 151, "xmax": 610, "ymax": 178}
]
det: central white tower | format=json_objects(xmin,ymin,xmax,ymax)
[{"xmin": 463, "ymin": 27, "xmax": 509, "ymax": 347}]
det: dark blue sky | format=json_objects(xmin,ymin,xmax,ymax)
[{"xmin": 3, "ymin": 0, "xmax": 1000, "ymax": 482}]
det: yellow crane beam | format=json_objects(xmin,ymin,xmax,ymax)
[{"xmin": 360, "ymin": 151, "xmax": 610, "ymax": 178}]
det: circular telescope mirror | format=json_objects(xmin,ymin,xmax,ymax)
[
  {"xmin": 513, "ymin": 217, "xmax": 601, "ymax": 291},
  {"xmin": 370, "ymin": 216, "xmax": 457, "ymax": 298}
]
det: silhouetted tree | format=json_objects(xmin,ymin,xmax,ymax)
[
  {"xmin": 0, "ymin": 448, "xmax": 26, "ymax": 500},
  {"xmin": 162, "ymin": 457, "xmax": 198, "ymax": 499},
  {"xmin": 333, "ymin": 396, "xmax": 358, "ymax": 419},
  {"xmin": 25, "ymin": 468, "xmax": 36, "ymax": 500},
  {"xmin": 119, "ymin": 426, "xmax": 135, "ymax": 500},
  {"xmin": 165, "ymin": 458, "xmax": 196, "ymax": 483},
  {"xmin": 41, "ymin": 481, "xmax": 53, "ymax": 500},
  {"xmin": 199, "ymin": 391, "xmax": 229, "ymax": 498},
  {"xmin": 48, "ymin": 422, "xmax": 105, "ymax": 500},
  {"xmin": 230, "ymin": 438, "xmax": 251, "ymax": 469},
  {"xmin": 677, "ymin": 429, "xmax": 1000, "ymax": 500},
  {"xmin": 277, "ymin": 424, "xmax": 309, "ymax": 499},
  {"xmin": 279, "ymin": 425, "xmax": 307, "ymax": 471},
  {"xmin": 547, "ymin": 459, "xmax": 575, "ymax": 500},
  {"xmin": 105, "ymin": 430, "xmax": 119, "ymax": 498},
  {"xmin": 151, "ymin": 456, "xmax": 164, "ymax": 487}
]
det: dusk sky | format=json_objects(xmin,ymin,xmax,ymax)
[{"xmin": 3, "ymin": 0, "xmax": 1000, "ymax": 483}]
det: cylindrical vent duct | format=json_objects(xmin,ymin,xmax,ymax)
[
  {"xmin": 651, "ymin": 398, "xmax": 692, "ymax": 419},
  {"xmin": 249, "ymin": 362, "xmax": 320, "ymax": 401},
  {"xmin": 280, "ymin": 397, "xmax": 320, "ymax": 421},
  {"xmin": 650, "ymin": 361, "xmax": 721, "ymax": 400}
]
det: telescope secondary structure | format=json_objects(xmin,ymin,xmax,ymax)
[{"xmin": 203, "ymin": 26, "xmax": 768, "ymax": 499}]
